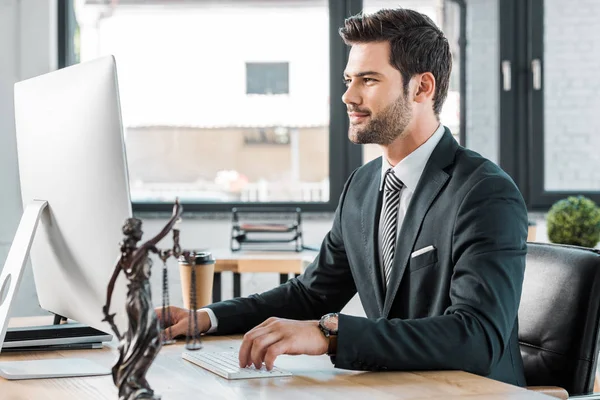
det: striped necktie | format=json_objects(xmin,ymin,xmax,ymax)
[{"xmin": 381, "ymin": 168, "xmax": 404, "ymax": 289}]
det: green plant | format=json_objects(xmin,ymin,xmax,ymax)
[{"xmin": 547, "ymin": 195, "xmax": 600, "ymax": 248}]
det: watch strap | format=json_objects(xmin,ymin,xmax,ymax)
[{"xmin": 327, "ymin": 334, "xmax": 337, "ymax": 356}]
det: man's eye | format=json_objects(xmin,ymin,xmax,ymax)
[
  {"xmin": 343, "ymin": 79, "xmax": 351, "ymax": 86},
  {"xmin": 364, "ymin": 78, "xmax": 375, "ymax": 83}
]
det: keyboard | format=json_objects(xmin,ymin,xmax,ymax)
[{"xmin": 182, "ymin": 351, "xmax": 292, "ymax": 380}]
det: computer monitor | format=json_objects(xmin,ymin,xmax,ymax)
[{"xmin": 10, "ymin": 55, "xmax": 131, "ymax": 337}]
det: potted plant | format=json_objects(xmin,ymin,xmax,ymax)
[{"xmin": 547, "ymin": 195, "xmax": 600, "ymax": 248}]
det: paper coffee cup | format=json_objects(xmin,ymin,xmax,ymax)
[{"xmin": 178, "ymin": 252, "xmax": 215, "ymax": 310}]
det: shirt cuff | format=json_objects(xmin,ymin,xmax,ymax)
[{"xmin": 199, "ymin": 308, "xmax": 218, "ymax": 334}]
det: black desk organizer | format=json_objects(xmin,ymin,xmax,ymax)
[{"xmin": 230, "ymin": 207, "xmax": 303, "ymax": 252}]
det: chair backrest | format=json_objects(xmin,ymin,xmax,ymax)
[{"xmin": 519, "ymin": 242, "xmax": 600, "ymax": 395}]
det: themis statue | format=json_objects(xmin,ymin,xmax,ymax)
[{"xmin": 102, "ymin": 199, "xmax": 200, "ymax": 400}]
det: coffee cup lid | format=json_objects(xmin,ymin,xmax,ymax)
[{"xmin": 178, "ymin": 251, "xmax": 215, "ymax": 265}]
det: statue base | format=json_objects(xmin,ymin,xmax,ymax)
[{"xmin": 120, "ymin": 388, "xmax": 160, "ymax": 400}]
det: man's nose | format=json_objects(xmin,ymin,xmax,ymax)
[{"xmin": 342, "ymin": 83, "xmax": 361, "ymax": 106}]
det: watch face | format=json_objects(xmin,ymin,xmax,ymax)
[{"xmin": 322, "ymin": 313, "xmax": 338, "ymax": 332}]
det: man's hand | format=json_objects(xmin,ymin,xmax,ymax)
[
  {"xmin": 239, "ymin": 317, "xmax": 328, "ymax": 371},
  {"xmin": 155, "ymin": 306, "xmax": 211, "ymax": 340}
]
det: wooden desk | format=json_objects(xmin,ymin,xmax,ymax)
[
  {"xmin": 0, "ymin": 318, "xmax": 554, "ymax": 399},
  {"xmin": 211, "ymin": 250, "xmax": 316, "ymax": 301}
]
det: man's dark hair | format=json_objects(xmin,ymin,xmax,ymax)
[{"xmin": 339, "ymin": 8, "xmax": 451, "ymax": 116}]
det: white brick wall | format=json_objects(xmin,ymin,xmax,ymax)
[
  {"xmin": 465, "ymin": 0, "xmax": 499, "ymax": 164},
  {"xmin": 544, "ymin": 0, "xmax": 600, "ymax": 190}
]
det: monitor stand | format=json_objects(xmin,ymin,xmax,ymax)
[
  {"xmin": 53, "ymin": 313, "xmax": 67, "ymax": 325},
  {"xmin": 0, "ymin": 200, "xmax": 111, "ymax": 380}
]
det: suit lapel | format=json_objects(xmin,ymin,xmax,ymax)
[
  {"xmin": 382, "ymin": 130, "xmax": 457, "ymax": 317},
  {"xmin": 361, "ymin": 158, "xmax": 385, "ymax": 314}
]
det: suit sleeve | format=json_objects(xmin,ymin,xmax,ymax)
[
  {"xmin": 203, "ymin": 171, "xmax": 359, "ymax": 335},
  {"xmin": 333, "ymin": 175, "xmax": 528, "ymax": 375}
]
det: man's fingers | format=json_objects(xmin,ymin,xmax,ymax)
[
  {"xmin": 238, "ymin": 331, "xmax": 254, "ymax": 367},
  {"xmin": 239, "ymin": 326, "xmax": 272, "ymax": 368},
  {"xmin": 155, "ymin": 305, "xmax": 181, "ymax": 326},
  {"xmin": 250, "ymin": 332, "xmax": 282, "ymax": 369},
  {"xmin": 154, "ymin": 307, "xmax": 165, "ymax": 322},
  {"xmin": 163, "ymin": 318, "xmax": 188, "ymax": 340},
  {"xmin": 264, "ymin": 341, "xmax": 287, "ymax": 371}
]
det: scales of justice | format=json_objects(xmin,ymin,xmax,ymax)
[{"xmin": 102, "ymin": 198, "xmax": 202, "ymax": 400}]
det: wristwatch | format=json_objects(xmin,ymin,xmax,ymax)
[{"xmin": 319, "ymin": 313, "xmax": 339, "ymax": 356}]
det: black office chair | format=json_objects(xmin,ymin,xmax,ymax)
[{"xmin": 519, "ymin": 242, "xmax": 600, "ymax": 399}]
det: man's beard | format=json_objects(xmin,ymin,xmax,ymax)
[{"xmin": 348, "ymin": 94, "xmax": 412, "ymax": 145}]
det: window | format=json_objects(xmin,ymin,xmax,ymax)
[
  {"xmin": 244, "ymin": 127, "xmax": 291, "ymax": 145},
  {"xmin": 246, "ymin": 62, "xmax": 289, "ymax": 95},
  {"xmin": 61, "ymin": 1, "xmax": 461, "ymax": 212},
  {"xmin": 66, "ymin": 0, "xmax": 348, "ymax": 212},
  {"xmin": 500, "ymin": 0, "xmax": 600, "ymax": 209}
]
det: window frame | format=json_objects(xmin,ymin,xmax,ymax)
[
  {"xmin": 446, "ymin": 0, "xmax": 467, "ymax": 146},
  {"xmin": 58, "ymin": 0, "xmax": 77, "ymax": 69}
]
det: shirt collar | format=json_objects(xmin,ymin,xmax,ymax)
[{"xmin": 380, "ymin": 124, "xmax": 446, "ymax": 191}]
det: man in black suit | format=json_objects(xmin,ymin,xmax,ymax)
[{"xmin": 159, "ymin": 8, "xmax": 528, "ymax": 386}]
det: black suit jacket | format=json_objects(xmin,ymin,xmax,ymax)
[{"xmin": 205, "ymin": 129, "xmax": 528, "ymax": 386}]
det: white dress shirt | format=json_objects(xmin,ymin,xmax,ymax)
[
  {"xmin": 377, "ymin": 124, "xmax": 445, "ymax": 283},
  {"xmin": 201, "ymin": 124, "xmax": 446, "ymax": 333},
  {"xmin": 201, "ymin": 306, "xmax": 219, "ymax": 334}
]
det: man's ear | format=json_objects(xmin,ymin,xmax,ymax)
[{"xmin": 413, "ymin": 72, "xmax": 436, "ymax": 104}]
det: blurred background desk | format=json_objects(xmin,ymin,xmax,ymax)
[
  {"xmin": 211, "ymin": 249, "xmax": 317, "ymax": 302},
  {"xmin": 0, "ymin": 317, "xmax": 555, "ymax": 400}
]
